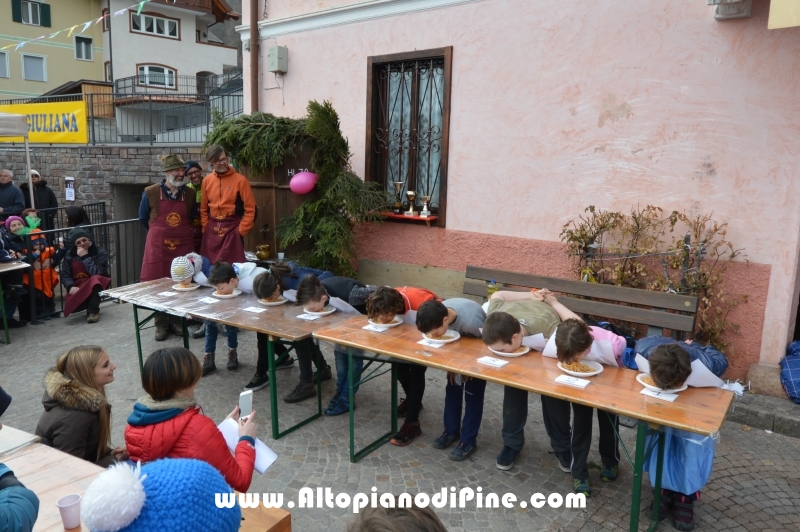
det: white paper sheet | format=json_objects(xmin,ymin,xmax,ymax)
[
  {"xmin": 243, "ymin": 307, "xmax": 267, "ymax": 313},
  {"xmin": 417, "ymin": 339, "xmax": 444, "ymax": 348},
  {"xmin": 477, "ymin": 356, "xmax": 509, "ymax": 368},
  {"xmin": 635, "ymin": 354, "xmax": 723, "ymax": 388},
  {"xmin": 157, "ymin": 291, "xmax": 178, "ymax": 297},
  {"xmin": 199, "ymin": 297, "xmax": 219, "ymax": 304},
  {"xmin": 555, "ymin": 374, "xmax": 591, "ymax": 389},
  {"xmin": 297, "ymin": 313, "xmax": 321, "ymax": 321},
  {"xmin": 363, "ymin": 324, "xmax": 388, "ymax": 333},
  {"xmin": 328, "ymin": 296, "xmax": 361, "ymax": 314},
  {"xmin": 640, "ymin": 388, "xmax": 678, "ymax": 402},
  {"xmin": 217, "ymin": 418, "xmax": 278, "ymax": 474},
  {"xmin": 522, "ymin": 333, "xmax": 547, "ymax": 351},
  {"xmin": 543, "ymin": 328, "xmax": 618, "ymax": 366}
]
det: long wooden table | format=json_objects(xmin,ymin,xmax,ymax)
[
  {"xmin": 0, "ymin": 261, "xmax": 34, "ymax": 344},
  {"xmin": 2, "ymin": 442, "xmax": 103, "ymax": 531},
  {"xmin": 1, "ymin": 440, "xmax": 292, "ymax": 532},
  {"xmin": 102, "ymin": 279, "xmax": 353, "ymax": 440},
  {"xmin": 313, "ymin": 315, "xmax": 734, "ymax": 532}
]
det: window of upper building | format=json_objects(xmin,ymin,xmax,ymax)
[
  {"xmin": 137, "ymin": 64, "xmax": 176, "ymax": 89},
  {"xmin": 365, "ymin": 47, "xmax": 453, "ymax": 227},
  {"xmin": 21, "ymin": 54, "xmax": 46, "ymax": 82},
  {"xmin": 0, "ymin": 52, "xmax": 8, "ymax": 78},
  {"xmin": 131, "ymin": 12, "xmax": 179, "ymax": 40},
  {"xmin": 102, "ymin": 8, "xmax": 109, "ymax": 32},
  {"xmin": 75, "ymin": 36, "xmax": 93, "ymax": 61},
  {"xmin": 11, "ymin": 0, "xmax": 50, "ymax": 27},
  {"xmin": 104, "ymin": 61, "xmax": 111, "ymax": 82}
]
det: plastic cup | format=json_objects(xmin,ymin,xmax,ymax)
[
  {"xmin": 56, "ymin": 494, "xmax": 81, "ymax": 530},
  {"xmin": 277, "ymin": 253, "xmax": 285, "ymax": 260}
]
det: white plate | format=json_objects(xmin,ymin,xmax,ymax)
[
  {"xmin": 368, "ymin": 316, "xmax": 403, "ymax": 328},
  {"xmin": 422, "ymin": 330, "xmax": 461, "ymax": 344},
  {"xmin": 172, "ymin": 283, "xmax": 200, "ymax": 291},
  {"xmin": 636, "ymin": 373, "xmax": 688, "ymax": 394},
  {"xmin": 213, "ymin": 288, "xmax": 242, "ymax": 299},
  {"xmin": 258, "ymin": 297, "xmax": 288, "ymax": 306},
  {"xmin": 558, "ymin": 360, "xmax": 604, "ymax": 377},
  {"xmin": 304, "ymin": 305, "xmax": 336, "ymax": 316},
  {"xmin": 488, "ymin": 345, "xmax": 531, "ymax": 358}
]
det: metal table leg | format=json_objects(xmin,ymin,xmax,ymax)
[
  {"xmin": 630, "ymin": 421, "xmax": 648, "ymax": 532},
  {"xmin": 348, "ymin": 349, "xmax": 398, "ymax": 463},
  {"xmin": 267, "ymin": 335, "xmax": 321, "ymax": 440},
  {"xmin": 132, "ymin": 304, "xmax": 158, "ymax": 376}
]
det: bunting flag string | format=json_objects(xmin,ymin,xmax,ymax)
[{"xmin": 0, "ymin": 0, "xmax": 150, "ymax": 52}]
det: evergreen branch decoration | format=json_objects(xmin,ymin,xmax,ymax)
[{"xmin": 205, "ymin": 101, "xmax": 385, "ymax": 275}]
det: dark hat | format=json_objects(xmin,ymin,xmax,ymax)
[
  {"xmin": 161, "ymin": 154, "xmax": 186, "ymax": 172},
  {"xmin": 68, "ymin": 227, "xmax": 91, "ymax": 245},
  {"xmin": 0, "ymin": 386, "xmax": 11, "ymax": 417},
  {"xmin": 185, "ymin": 160, "xmax": 202, "ymax": 171}
]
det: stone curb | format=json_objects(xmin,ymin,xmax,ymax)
[{"xmin": 727, "ymin": 394, "xmax": 800, "ymax": 438}]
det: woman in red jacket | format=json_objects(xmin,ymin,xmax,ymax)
[{"xmin": 124, "ymin": 347, "xmax": 257, "ymax": 492}]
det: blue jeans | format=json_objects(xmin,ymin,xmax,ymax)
[
  {"xmin": 334, "ymin": 348, "xmax": 364, "ymax": 399},
  {"xmin": 204, "ymin": 321, "xmax": 238, "ymax": 353},
  {"xmin": 443, "ymin": 377, "xmax": 487, "ymax": 446}
]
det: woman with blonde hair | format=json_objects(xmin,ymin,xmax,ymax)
[{"xmin": 35, "ymin": 346, "xmax": 127, "ymax": 466}]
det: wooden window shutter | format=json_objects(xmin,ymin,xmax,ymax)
[
  {"xmin": 11, "ymin": 0, "xmax": 22, "ymax": 23},
  {"xmin": 40, "ymin": 3, "xmax": 51, "ymax": 27}
]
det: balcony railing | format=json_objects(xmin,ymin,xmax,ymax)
[{"xmin": 114, "ymin": 70, "xmax": 242, "ymax": 96}]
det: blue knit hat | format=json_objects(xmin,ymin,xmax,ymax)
[{"xmin": 81, "ymin": 459, "xmax": 241, "ymax": 532}]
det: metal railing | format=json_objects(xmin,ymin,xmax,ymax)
[
  {"xmin": 32, "ymin": 202, "xmax": 108, "ymax": 232},
  {"xmin": 86, "ymin": 91, "xmax": 243, "ymax": 145},
  {"xmin": 114, "ymin": 70, "xmax": 242, "ymax": 96},
  {"xmin": 16, "ymin": 218, "xmax": 146, "ymax": 324}
]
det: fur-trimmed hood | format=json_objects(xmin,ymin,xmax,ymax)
[{"xmin": 42, "ymin": 368, "xmax": 107, "ymax": 413}]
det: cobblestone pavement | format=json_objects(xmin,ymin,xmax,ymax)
[{"xmin": 1, "ymin": 302, "xmax": 799, "ymax": 531}]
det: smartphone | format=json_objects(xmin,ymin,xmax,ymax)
[{"xmin": 239, "ymin": 390, "xmax": 253, "ymax": 421}]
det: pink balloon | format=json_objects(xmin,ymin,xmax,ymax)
[{"xmin": 289, "ymin": 172, "xmax": 318, "ymax": 195}]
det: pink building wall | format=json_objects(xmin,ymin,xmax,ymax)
[{"xmin": 242, "ymin": 0, "xmax": 800, "ymax": 378}]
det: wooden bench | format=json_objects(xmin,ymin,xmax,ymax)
[{"xmin": 464, "ymin": 265, "xmax": 699, "ymax": 338}]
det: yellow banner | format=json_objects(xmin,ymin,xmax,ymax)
[{"xmin": 0, "ymin": 101, "xmax": 88, "ymax": 144}]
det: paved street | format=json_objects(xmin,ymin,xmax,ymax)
[{"xmin": 1, "ymin": 301, "xmax": 798, "ymax": 531}]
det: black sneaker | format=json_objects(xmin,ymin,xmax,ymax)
[
  {"xmin": 397, "ymin": 398, "xmax": 423, "ymax": 418},
  {"xmin": 245, "ymin": 373, "xmax": 269, "ymax": 391},
  {"xmin": 450, "ymin": 442, "xmax": 477, "ymax": 461},
  {"xmin": 274, "ymin": 356, "xmax": 295, "ymax": 370},
  {"xmin": 284, "ymin": 382, "xmax": 316, "ymax": 404},
  {"xmin": 557, "ymin": 451, "xmax": 571, "ymax": 473},
  {"xmin": 390, "ymin": 422, "xmax": 421, "ymax": 446},
  {"xmin": 495, "ymin": 445, "xmax": 520, "ymax": 471},
  {"xmin": 432, "ymin": 431, "xmax": 459, "ymax": 450},
  {"xmin": 312, "ymin": 365, "xmax": 332, "ymax": 384}
]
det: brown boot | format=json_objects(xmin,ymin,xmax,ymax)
[
  {"xmin": 154, "ymin": 313, "xmax": 169, "ymax": 341},
  {"xmin": 86, "ymin": 312, "xmax": 100, "ymax": 324},
  {"xmin": 202, "ymin": 353, "xmax": 216, "ymax": 376},
  {"xmin": 226, "ymin": 348, "xmax": 239, "ymax": 370}
]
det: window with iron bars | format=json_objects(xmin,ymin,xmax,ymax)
[{"xmin": 365, "ymin": 47, "xmax": 453, "ymax": 226}]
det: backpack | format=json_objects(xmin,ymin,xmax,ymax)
[{"xmin": 780, "ymin": 341, "xmax": 800, "ymax": 404}]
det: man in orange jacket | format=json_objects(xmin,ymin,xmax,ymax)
[{"xmin": 200, "ymin": 145, "xmax": 256, "ymax": 264}]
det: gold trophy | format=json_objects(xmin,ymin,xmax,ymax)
[
  {"xmin": 419, "ymin": 194, "xmax": 431, "ymax": 217},
  {"xmin": 391, "ymin": 181, "xmax": 405, "ymax": 214},
  {"xmin": 405, "ymin": 190, "xmax": 417, "ymax": 216}
]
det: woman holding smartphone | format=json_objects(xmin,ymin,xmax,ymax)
[{"xmin": 124, "ymin": 347, "xmax": 257, "ymax": 492}]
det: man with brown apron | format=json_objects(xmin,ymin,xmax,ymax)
[
  {"xmin": 199, "ymin": 145, "xmax": 256, "ymax": 264},
  {"xmin": 60, "ymin": 227, "xmax": 110, "ymax": 323},
  {"xmin": 138, "ymin": 154, "xmax": 196, "ymax": 340}
]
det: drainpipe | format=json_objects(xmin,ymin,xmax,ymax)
[{"xmin": 249, "ymin": 0, "xmax": 259, "ymax": 113}]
